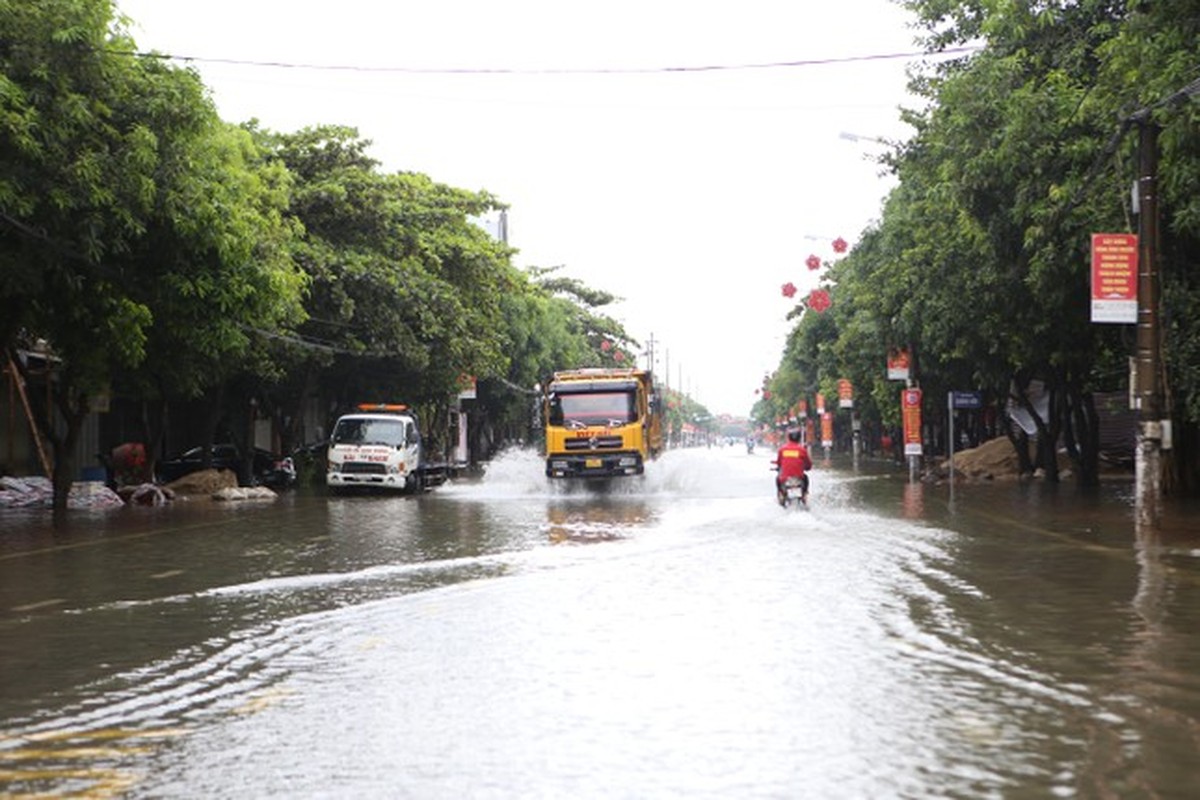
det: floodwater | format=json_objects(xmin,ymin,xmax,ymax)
[{"xmin": 1, "ymin": 447, "xmax": 1198, "ymax": 798}]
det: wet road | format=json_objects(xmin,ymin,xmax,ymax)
[{"xmin": 1, "ymin": 447, "xmax": 1199, "ymax": 798}]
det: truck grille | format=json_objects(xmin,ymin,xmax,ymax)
[
  {"xmin": 564, "ymin": 436, "xmax": 623, "ymax": 451},
  {"xmin": 341, "ymin": 462, "xmax": 387, "ymax": 475}
]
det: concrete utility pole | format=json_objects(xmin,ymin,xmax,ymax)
[{"xmin": 1134, "ymin": 115, "xmax": 1164, "ymax": 530}]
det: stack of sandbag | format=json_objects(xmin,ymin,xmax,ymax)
[
  {"xmin": 0, "ymin": 476, "xmax": 124, "ymax": 510},
  {"xmin": 213, "ymin": 486, "xmax": 277, "ymax": 501},
  {"xmin": 119, "ymin": 483, "xmax": 175, "ymax": 506}
]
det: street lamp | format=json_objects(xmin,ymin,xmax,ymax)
[{"xmin": 839, "ymin": 131, "xmax": 890, "ymax": 145}]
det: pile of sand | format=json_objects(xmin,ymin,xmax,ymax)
[
  {"xmin": 165, "ymin": 468, "xmax": 238, "ymax": 496},
  {"xmin": 937, "ymin": 436, "xmax": 1087, "ymax": 482},
  {"xmin": 943, "ymin": 437, "xmax": 1022, "ymax": 481}
]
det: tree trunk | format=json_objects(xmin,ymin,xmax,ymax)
[
  {"xmin": 1005, "ymin": 424, "xmax": 1035, "ymax": 476},
  {"xmin": 1064, "ymin": 386, "xmax": 1100, "ymax": 488},
  {"xmin": 48, "ymin": 389, "xmax": 89, "ymax": 513},
  {"xmin": 142, "ymin": 388, "xmax": 168, "ymax": 481}
]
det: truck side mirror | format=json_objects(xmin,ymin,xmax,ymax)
[
  {"xmin": 547, "ymin": 395, "xmax": 563, "ymax": 426},
  {"xmin": 406, "ymin": 427, "xmax": 421, "ymax": 445}
]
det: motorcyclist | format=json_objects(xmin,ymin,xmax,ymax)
[{"xmin": 772, "ymin": 429, "xmax": 812, "ymax": 506}]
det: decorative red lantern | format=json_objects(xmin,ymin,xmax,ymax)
[
  {"xmin": 806, "ymin": 254, "xmax": 821, "ymax": 271},
  {"xmin": 832, "ymin": 237, "xmax": 848, "ymax": 254},
  {"xmin": 808, "ymin": 289, "xmax": 831, "ymax": 313},
  {"xmin": 781, "ymin": 281, "xmax": 797, "ymax": 298}
]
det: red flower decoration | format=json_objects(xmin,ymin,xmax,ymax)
[
  {"xmin": 781, "ymin": 281, "xmax": 797, "ymax": 298},
  {"xmin": 600, "ymin": 339, "xmax": 612, "ymax": 352},
  {"xmin": 808, "ymin": 289, "xmax": 831, "ymax": 313},
  {"xmin": 806, "ymin": 254, "xmax": 821, "ymax": 271},
  {"xmin": 832, "ymin": 237, "xmax": 848, "ymax": 254},
  {"xmin": 614, "ymin": 350, "xmax": 625, "ymax": 362}
]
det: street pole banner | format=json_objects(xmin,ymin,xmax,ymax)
[
  {"xmin": 838, "ymin": 379, "xmax": 854, "ymax": 409},
  {"xmin": 902, "ymin": 388, "xmax": 923, "ymax": 456},
  {"xmin": 815, "ymin": 392, "xmax": 825, "ymax": 415},
  {"xmin": 821, "ymin": 412, "xmax": 833, "ymax": 449},
  {"xmin": 887, "ymin": 347, "xmax": 910, "ymax": 381},
  {"xmin": 1090, "ymin": 233, "xmax": 1138, "ymax": 324}
]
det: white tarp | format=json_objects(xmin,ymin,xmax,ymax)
[{"xmin": 1006, "ymin": 379, "xmax": 1050, "ymax": 436}]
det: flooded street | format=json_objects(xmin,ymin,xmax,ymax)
[{"xmin": 2, "ymin": 447, "xmax": 1199, "ymax": 798}]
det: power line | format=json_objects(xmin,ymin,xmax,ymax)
[{"xmin": 114, "ymin": 45, "xmax": 980, "ymax": 76}]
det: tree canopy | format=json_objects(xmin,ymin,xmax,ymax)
[{"xmin": 757, "ymin": 0, "xmax": 1200, "ymax": 490}]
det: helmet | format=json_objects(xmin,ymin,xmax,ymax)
[{"xmin": 787, "ymin": 429, "xmax": 801, "ymax": 443}]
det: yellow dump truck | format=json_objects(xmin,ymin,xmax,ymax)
[{"xmin": 543, "ymin": 368, "xmax": 664, "ymax": 478}]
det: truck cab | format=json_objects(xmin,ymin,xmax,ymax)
[
  {"xmin": 543, "ymin": 368, "xmax": 663, "ymax": 479},
  {"xmin": 326, "ymin": 404, "xmax": 425, "ymax": 493}
]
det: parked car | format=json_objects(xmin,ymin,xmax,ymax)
[{"xmin": 156, "ymin": 444, "xmax": 296, "ymax": 488}]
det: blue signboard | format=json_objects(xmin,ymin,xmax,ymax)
[{"xmin": 951, "ymin": 391, "xmax": 983, "ymax": 410}]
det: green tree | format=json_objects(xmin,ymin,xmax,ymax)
[
  {"xmin": 1, "ymin": 1, "xmax": 305, "ymax": 506},
  {"xmin": 262, "ymin": 126, "xmax": 515, "ymax": 453},
  {"xmin": 1093, "ymin": 0, "xmax": 1200, "ymax": 491}
]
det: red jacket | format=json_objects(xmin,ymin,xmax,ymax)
[{"xmin": 774, "ymin": 443, "xmax": 812, "ymax": 481}]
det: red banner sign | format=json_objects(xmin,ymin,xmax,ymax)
[
  {"xmin": 821, "ymin": 412, "xmax": 833, "ymax": 448},
  {"xmin": 902, "ymin": 388, "xmax": 922, "ymax": 456},
  {"xmin": 1090, "ymin": 233, "xmax": 1137, "ymax": 324},
  {"xmin": 887, "ymin": 347, "xmax": 910, "ymax": 381},
  {"xmin": 838, "ymin": 379, "xmax": 853, "ymax": 409}
]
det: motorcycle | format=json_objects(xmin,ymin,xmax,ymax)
[
  {"xmin": 779, "ymin": 475, "xmax": 808, "ymax": 509},
  {"xmin": 771, "ymin": 466, "xmax": 809, "ymax": 509}
]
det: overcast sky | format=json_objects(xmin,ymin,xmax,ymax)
[{"xmin": 115, "ymin": 0, "xmax": 929, "ymax": 416}]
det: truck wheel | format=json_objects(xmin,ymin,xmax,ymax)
[{"xmin": 406, "ymin": 473, "xmax": 424, "ymax": 495}]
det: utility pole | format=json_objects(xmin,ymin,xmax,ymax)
[{"xmin": 1134, "ymin": 114, "xmax": 1164, "ymax": 530}]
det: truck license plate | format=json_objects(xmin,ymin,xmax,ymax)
[{"xmin": 585, "ymin": 458, "xmax": 602, "ymax": 468}]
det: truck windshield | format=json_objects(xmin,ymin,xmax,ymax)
[
  {"xmin": 556, "ymin": 392, "xmax": 636, "ymax": 426},
  {"xmin": 331, "ymin": 418, "xmax": 408, "ymax": 447}
]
